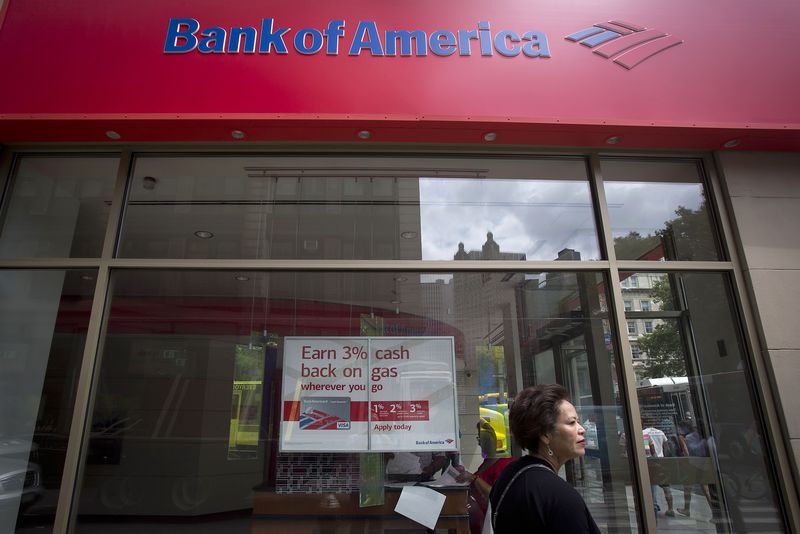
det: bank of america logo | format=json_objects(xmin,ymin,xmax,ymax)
[{"xmin": 565, "ymin": 20, "xmax": 683, "ymax": 70}]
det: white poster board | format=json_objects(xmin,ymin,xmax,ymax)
[
  {"xmin": 280, "ymin": 337, "xmax": 457, "ymax": 452},
  {"xmin": 281, "ymin": 337, "xmax": 370, "ymax": 451}
]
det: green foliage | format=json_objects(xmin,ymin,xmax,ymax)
[
  {"xmin": 637, "ymin": 268, "xmax": 685, "ymax": 379},
  {"xmin": 613, "ymin": 231, "xmax": 660, "ymax": 261},
  {"xmin": 660, "ymin": 204, "xmax": 717, "ymax": 261},
  {"xmin": 613, "ymin": 201, "xmax": 715, "ymax": 261},
  {"xmin": 648, "ymin": 277, "xmax": 674, "ymax": 311},
  {"xmin": 638, "ymin": 321, "xmax": 687, "ymax": 379}
]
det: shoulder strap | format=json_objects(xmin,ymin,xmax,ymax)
[{"xmin": 492, "ymin": 463, "xmax": 553, "ymax": 529}]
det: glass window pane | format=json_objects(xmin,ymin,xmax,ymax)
[
  {"xmin": 513, "ymin": 271, "xmax": 640, "ymax": 532},
  {"xmin": 622, "ymin": 271, "xmax": 786, "ymax": 532},
  {"xmin": 602, "ymin": 159, "xmax": 721, "ymax": 261},
  {"xmin": 0, "ymin": 156, "xmax": 119, "ymax": 258},
  {"xmin": 75, "ymin": 269, "xmax": 637, "ymax": 532},
  {"xmin": 0, "ymin": 269, "xmax": 97, "ymax": 533},
  {"xmin": 119, "ymin": 156, "xmax": 601, "ymax": 261}
]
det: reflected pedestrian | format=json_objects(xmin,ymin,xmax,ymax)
[{"xmin": 643, "ymin": 423, "xmax": 676, "ymax": 517}]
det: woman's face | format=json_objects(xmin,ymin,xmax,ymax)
[{"xmin": 546, "ymin": 401, "xmax": 586, "ymax": 462}]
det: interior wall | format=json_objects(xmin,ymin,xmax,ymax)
[{"xmin": 717, "ymin": 151, "xmax": 800, "ymax": 475}]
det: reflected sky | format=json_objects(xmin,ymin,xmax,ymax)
[
  {"xmin": 419, "ymin": 178, "xmax": 600, "ymax": 261},
  {"xmin": 604, "ymin": 182, "xmax": 705, "ymax": 238}
]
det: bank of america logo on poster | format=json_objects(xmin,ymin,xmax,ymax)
[{"xmin": 565, "ymin": 20, "xmax": 683, "ymax": 70}]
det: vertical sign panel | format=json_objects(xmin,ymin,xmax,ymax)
[{"xmin": 369, "ymin": 338, "xmax": 458, "ymax": 451}]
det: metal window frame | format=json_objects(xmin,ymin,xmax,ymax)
[{"xmin": 0, "ymin": 144, "xmax": 793, "ymax": 534}]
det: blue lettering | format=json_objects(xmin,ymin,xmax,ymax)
[
  {"xmin": 229, "ymin": 27, "xmax": 256, "ymax": 53},
  {"xmin": 199, "ymin": 27, "xmax": 226, "ymax": 54},
  {"xmin": 478, "ymin": 21, "xmax": 492, "ymax": 56},
  {"xmin": 457, "ymin": 29, "xmax": 478, "ymax": 55},
  {"xmin": 385, "ymin": 30, "xmax": 427, "ymax": 56},
  {"xmin": 494, "ymin": 30, "xmax": 520, "ymax": 57},
  {"xmin": 259, "ymin": 18, "xmax": 290, "ymax": 54},
  {"xmin": 164, "ymin": 18, "xmax": 199, "ymax": 53},
  {"xmin": 323, "ymin": 20, "xmax": 345, "ymax": 55},
  {"xmin": 349, "ymin": 20, "xmax": 384, "ymax": 56},
  {"xmin": 295, "ymin": 28, "xmax": 323, "ymax": 54},
  {"xmin": 429, "ymin": 30, "xmax": 456, "ymax": 56},
  {"xmin": 162, "ymin": 18, "xmax": 549, "ymax": 60},
  {"xmin": 522, "ymin": 31, "xmax": 551, "ymax": 58}
]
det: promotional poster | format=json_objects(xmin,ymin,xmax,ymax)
[{"xmin": 281, "ymin": 336, "xmax": 457, "ymax": 452}]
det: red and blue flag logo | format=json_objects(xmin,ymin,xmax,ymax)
[{"xmin": 565, "ymin": 20, "xmax": 683, "ymax": 69}]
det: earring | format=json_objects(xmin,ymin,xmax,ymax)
[{"xmin": 547, "ymin": 446, "xmax": 554, "ymax": 457}]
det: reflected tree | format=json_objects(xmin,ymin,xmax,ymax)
[
  {"xmin": 638, "ymin": 322, "xmax": 687, "ymax": 379},
  {"xmin": 613, "ymin": 202, "xmax": 714, "ymax": 261},
  {"xmin": 660, "ymin": 203, "xmax": 716, "ymax": 261},
  {"xmin": 613, "ymin": 231, "xmax": 660, "ymax": 261},
  {"xmin": 638, "ymin": 278, "xmax": 686, "ymax": 379}
]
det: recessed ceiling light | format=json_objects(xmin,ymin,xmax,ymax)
[
  {"xmin": 106, "ymin": 130, "xmax": 121, "ymax": 140},
  {"xmin": 80, "ymin": 274, "xmax": 95, "ymax": 281},
  {"xmin": 605, "ymin": 136, "xmax": 621, "ymax": 145},
  {"xmin": 400, "ymin": 231, "xmax": 417, "ymax": 239},
  {"xmin": 231, "ymin": 130, "xmax": 246, "ymax": 140},
  {"xmin": 194, "ymin": 230, "xmax": 214, "ymax": 239},
  {"xmin": 142, "ymin": 176, "xmax": 157, "ymax": 190},
  {"xmin": 358, "ymin": 130, "xmax": 371, "ymax": 139},
  {"xmin": 234, "ymin": 275, "xmax": 250, "ymax": 282},
  {"xmin": 483, "ymin": 132, "xmax": 497, "ymax": 142},
  {"xmin": 723, "ymin": 138, "xmax": 741, "ymax": 148},
  {"xmin": 394, "ymin": 276, "xmax": 408, "ymax": 282},
  {"xmin": 391, "ymin": 299, "xmax": 401, "ymax": 304}
]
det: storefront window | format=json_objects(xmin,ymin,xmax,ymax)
[
  {"xmin": 602, "ymin": 159, "xmax": 721, "ymax": 261},
  {"xmin": 513, "ymin": 270, "xmax": 639, "ymax": 532},
  {"xmin": 623, "ymin": 271, "xmax": 785, "ymax": 532},
  {"xmin": 119, "ymin": 156, "xmax": 600, "ymax": 261},
  {"xmin": 74, "ymin": 268, "xmax": 637, "ymax": 532},
  {"xmin": 1, "ymin": 150, "xmax": 788, "ymax": 533},
  {"xmin": 0, "ymin": 156, "xmax": 119, "ymax": 258},
  {"xmin": 0, "ymin": 269, "xmax": 97, "ymax": 533}
]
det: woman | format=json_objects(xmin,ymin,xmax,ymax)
[{"xmin": 489, "ymin": 384, "xmax": 600, "ymax": 533}]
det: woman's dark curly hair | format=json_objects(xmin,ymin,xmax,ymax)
[{"xmin": 509, "ymin": 384, "xmax": 570, "ymax": 452}]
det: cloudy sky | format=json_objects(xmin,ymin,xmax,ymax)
[
  {"xmin": 419, "ymin": 178, "xmax": 599, "ymax": 261},
  {"xmin": 418, "ymin": 177, "xmax": 705, "ymax": 262},
  {"xmin": 604, "ymin": 181, "xmax": 705, "ymax": 238}
]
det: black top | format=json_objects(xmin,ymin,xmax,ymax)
[{"xmin": 488, "ymin": 456, "xmax": 601, "ymax": 534}]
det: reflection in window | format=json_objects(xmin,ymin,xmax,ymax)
[
  {"xmin": 420, "ymin": 176, "xmax": 600, "ymax": 261},
  {"xmin": 625, "ymin": 272, "xmax": 785, "ymax": 532},
  {"xmin": 227, "ymin": 341, "xmax": 271, "ymax": 461},
  {"xmin": 0, "ymin": 156, "xmax": 118, "ymax": 258},
  {"xmin": 514, "ymin": 271, "xmax": 637, "ymax": 532},
  {"xmin": 119, "ymin": 156, "xmax": 600, "ymax": 261},
  {"xmin": 74, "ymin": 269, "xmax": 637, "ymax": 533},
  {"xmin": 0, "ymin": 269, "xmax": 97, "ymax": 533},
  {"xmin": 602, "ymin": 159, "xmax": 721, "ymax": 261}
]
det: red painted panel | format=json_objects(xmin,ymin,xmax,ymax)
[{"xmin": 0, "ymin": 0, "xmax": 799, "ymax": 148}]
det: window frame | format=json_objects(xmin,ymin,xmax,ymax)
[{"xmin": 0, "ymin": 146, "xmax": 792, "ymax": 534}]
